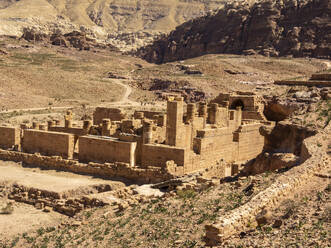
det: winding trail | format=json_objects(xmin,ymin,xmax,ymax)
[{"xmin": 104, "ymin": 78, "xmax": 139, "ymax": 106}]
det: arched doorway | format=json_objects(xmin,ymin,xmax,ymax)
[{"xmin": 230, "ymin": 99, "xmax": 245, "ymax": 110}]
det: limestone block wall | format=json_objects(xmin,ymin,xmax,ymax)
[
  {"xmin": 141, "ymin": 144, "xmax": 186, "ymax": 167},
  {"xmin": 229, "ymin": 96, "xmax": 255, "ymax": 111},
  {"xmin": 93, "ymin": 107, "xmax": 127, "ymax": 125},
  {"xmin": 205, "ymin": 124, "xmax": 330, "ymax": 246},
  {"xmin": 48, "ymin": 126, "xmax": 86, "ymax": 136},
  {"xmin": 48, "ymin": 126, "xmax": 86, "ymax": 150},
  {"xmin": 120, "ymin": 119, "xmax": 142, "ymax": 133},
  {"xmin": 242, "ymin": 111, "xmax": 265, "ymax": 120},
  {"xmin": 22, "ymin": 130, "xmax": 74, "ymax": 159},
  {"xmin": 310, "ymin": 73, "xmax": 331, "ymax": 81},
  {"xmin": 134, "ymin": 110, "xmax": 164, "ymax": 119},
  {"xmin": 0, "ymin": 126, "xmax": 20, "ymax": 149},
  {"xmin": 119, "ymin": 134, "xmax": 143, "ymax": 164},
  {"xmin": 79, "ymin": 136, "xmax": 136, "ymax": 166},
  {"xmin": 0, "ymin": 150, "xmax": 175, "ymax": 184},
  {"xmin": 274, "ymin": 80, "xmax": 331, "ymax": 87},
  {"xmin": 235, "ymin": 123, "xmax": 264, "ymax": 161},
  {"xmin": 194, "ymin": 129, "xmax": 237, "ymax": 161}
]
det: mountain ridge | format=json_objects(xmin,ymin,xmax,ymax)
[{"xmin": 136, "ymin": 0, "xmax": 331, "ymax": 63}]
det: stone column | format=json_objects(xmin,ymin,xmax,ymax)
[
  {"xmin": 32, "ymin": 122, "xmax": 39, "ymax": 130},
  {"xmin": 209, "ymin": 103, "xmax": 219, "ymax": 125},
  {"xmin": 198, "ymin": 102, "xmax": 207, "ymax": 118},
  {"xmin": 20, "ymin": 124, "xmax": 28, "ymax": 138},
  {"xmin": 236, "ymin": 106, "xmax": 242, "ymax": 125},
  {"xmin": 186, "ymin": 103, "xmax": 196, "ymax": 124},
  {"xmin": 83, "ymin": 120, "xmax": 92, "ymax": 134},
  {"xmin": 47, "ymin": 120, "xmax": 55, "ymax": 129},
  {"xmin": 65, "ymin": 119, "xmax": 72, "ymax": 128},
  {"xmin": 143, "ymin": 122, "xmax": 153, "ymax": 144},
  {"xmin": 166, "ymin": 97, "xmax": 184, "ymax": 146},
  {"xmin": 64, "ymin": 110, "xmax": 73, "ymax": 128},
  {"xmin": 102, "ymin": 118, "xmax": 111, "ymax": 136}
]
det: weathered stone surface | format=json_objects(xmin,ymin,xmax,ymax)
[
  {"xmin": 136, "ymin": 0, "xmax": 331, "ymax": 63},
  {"xmin": 205, "ymin": 122, "xmax": 330, "ymax": 245}
]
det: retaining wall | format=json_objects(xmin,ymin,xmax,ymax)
[
  {"xmin": 205, "ymin": 124, "xmax": 330, "ymax": 245},
  {"xmin": 0, "ymin": 149, "xmax": 174, "ymax": 184}
]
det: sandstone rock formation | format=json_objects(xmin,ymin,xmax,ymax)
[
  {"xmin": 21, "ymin": 28, "xmax": 118, "ymax": 50},
  {"xmin": 136, "ymin": 0, "xmax": 331, "ymax": 63},
  {"xmin": 260, "ymin": 121, "xmax": 317, "ymax": 155},
  {"xmin": 0, "ymin": 0, "xmax": 228, "ymax": 51}
]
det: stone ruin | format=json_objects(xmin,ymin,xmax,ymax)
[
  {"xmin": 0, "ymin": 92, "xmax": 273, "ymax": 181},
  {"xmin": 275, "ymin": 72, "xmax": 331, "ymax": 87}
]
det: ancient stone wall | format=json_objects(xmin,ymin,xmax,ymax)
[
  {"xmin": 134, "ymin": 110, "xmax": 164, "ymax": 120},
  {"xmin": 93, "ymin": 107, "xmax": 127, "ymax": 125},
  {"xmin": 79, "ymin": 135, "xmax": 137, "ymax": 166},
  {"xmin": 48, "ymin": 126, "xmax": 86, "ymax": 136},
  {"xmin": 166, "ymin": 97, "xmax": 185, "ymax": 147},
  {"xmin": 141, "ymin": 144, "xmax": 186, "ymax": 167},
  {"xmin": 194, "ymin": 128, "xmax": 237, "ymax": 160},
  {"xmin": 310, "ymin": 73, "xmax": 331, "ymax": 81},
  {"xmin": 0, "ymin": 126, "xmax": 20, "ymax": 149},
  {"xmin": 22, "ymin": 129, "xmax": 75, "ymax": 159},
  {"xmin": 0, "ymin": 149, "xmax": 174, "ymax": 184},
  {"xmin": 235, "ymin": 123, "xmax": 265, "ymax": 161},
  {"xmin": 205, "ymin": 124, "xmax": 330, "ymax": 245}
]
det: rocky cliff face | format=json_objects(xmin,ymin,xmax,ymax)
[
  {"xmin": 0, "ymin": 0, "xmax": 228, "ymax": 51},
  {"xmin": 136, "ymin": 0, "xmax": 331, "ymax": 63}
]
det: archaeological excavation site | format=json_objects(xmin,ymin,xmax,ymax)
[{"xmin": 0, "ymin": 0, "xmax": 330, "ymax": 247}]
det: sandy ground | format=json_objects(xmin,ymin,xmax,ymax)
[
  {"xmin": 0, "ymin": 202, "xmax": 65, "ymax": 240},
  {"xmin": 0, "ymin": 161, "xmax": 126, "ymax": 193},
  {"xmin": 0, "ymin": 161, "xmax": 128, "ymax": 240}
]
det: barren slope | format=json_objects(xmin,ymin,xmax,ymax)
[{"xmin": 0, "ymin": 0, "xmax": 227, "ymax": 39}]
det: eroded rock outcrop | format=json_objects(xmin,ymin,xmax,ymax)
[
  {"xmin": 136, "ymin": 0, "xmax": 331, "ymax": 63},
  {"xmin": 243, "ymin": 121, "xmax": 317, "ymax": 174},
  {"xmin": 21, "ymin": 28, "xmax": 118, "ymax": 51},
  {"xmin": 260, "ymin": 121, "xmax": 317, "ymax": 155}
]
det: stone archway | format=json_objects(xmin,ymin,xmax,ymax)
[{"xmin": 230, "ymin": 99, "xmax": 245, "ymax": 110}]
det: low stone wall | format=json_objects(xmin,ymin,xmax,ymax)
[
  {"xmin": 310, "ymin": 73, "xmax": 331, "ymax": 81},
  {"xmin": 205, "ymin": 124, "xmax": 330, "ymax": 245},
  {"xmin": 274, "ymin": 80, "xmax": 331, "ymax": 87},
  {"xmin": 8, "ymin": 184, "xmax": 108, "ymax": 217},
  {"xmin": 0, "ymin": 150, "xmax": 175, "ymax": 184},
  {"xmin": 141, "ymin": 144, "xmax": 186, "ymax": 167}
]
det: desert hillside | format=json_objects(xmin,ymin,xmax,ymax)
[
  {"xmin": 136, "ymin": 0, "xmax": 331, "ymax": 63},
  {"xmin": 0, "ymin": 0, "xmax": 231, "ymax": 50}
]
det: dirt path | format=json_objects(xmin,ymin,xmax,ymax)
[{"xmin": 103, "ymin": 78, "xmax": 139, "ymax": 106}]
